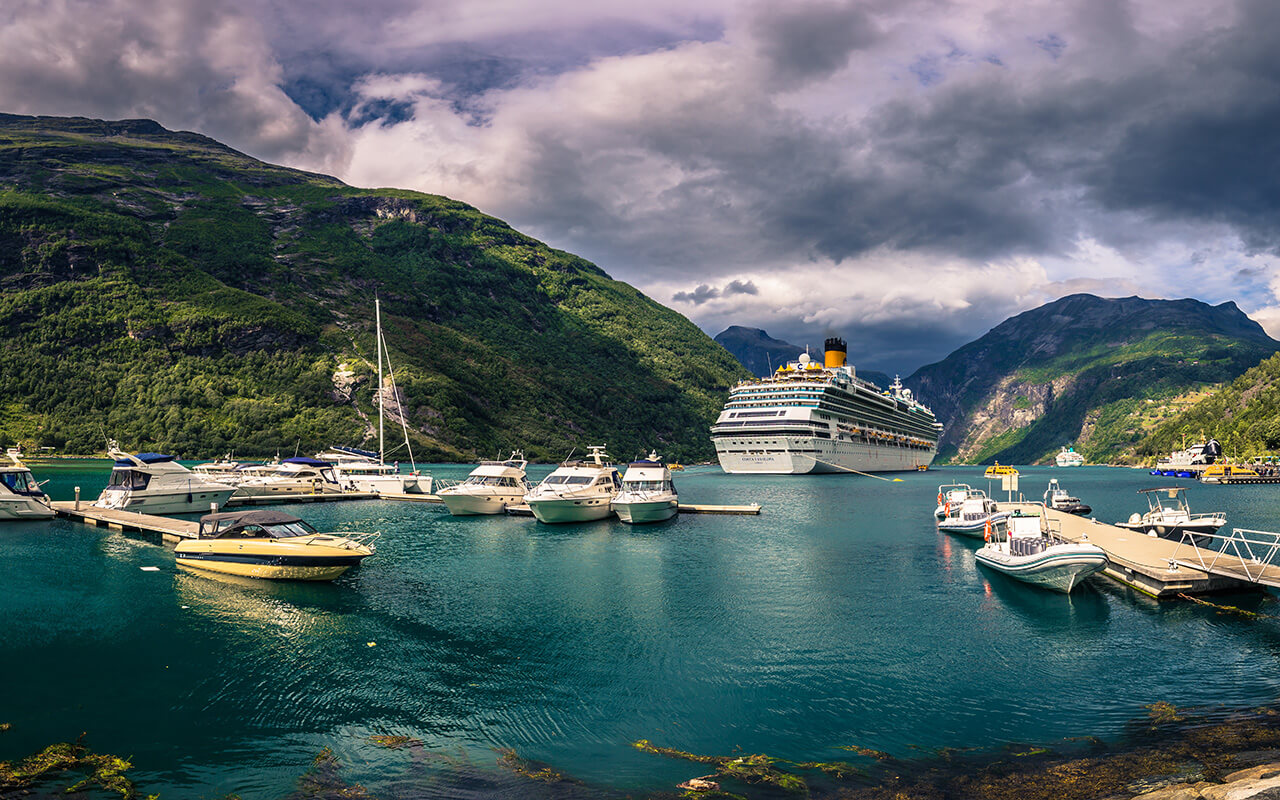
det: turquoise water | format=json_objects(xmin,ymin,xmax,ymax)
[{"xmin": 6, "ymin": 463, "xmax": 1280, "ymax": 796}]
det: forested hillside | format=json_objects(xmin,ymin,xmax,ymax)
[{"xmin": 0, "ymin": 113, "xmax": 748, "ymax": 460}]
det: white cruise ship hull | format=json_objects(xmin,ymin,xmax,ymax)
[{"xmin": 715, "ymin": 437, "xmax": 936, "ymax": 474}]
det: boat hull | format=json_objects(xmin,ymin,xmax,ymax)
[
  {"xmin": 614, "ymin": 499, "xmax": 678, "ymax": 524},
  {"xmin": 526, "ymin": 496, "xmax": 614, "ymax": 523},
  {"xmin": 937, "ymin": 515, "xmax": 1008, "ymax": 538},
  {"xmin": 233, "ymin": 481, "xmax": 343, "ymax": 497},
  {"xmin": 0, "ymin": 496, "xmax": 55, "ymax": 519},
  {"xmin": 975, "ymin": 547, "xmax": 1108, "ymax": 593},
  {"xmin": 95, "ymin": 487, "xmax": 239, "ymax": 516},
  {"xmin": 714, "ymin": 436, "xmax": 935, "ymax": 474},
  {"xmin": 174, "ymin": 541, "xmax": 371, "ymax": 581},
  {"xmin": 439, "ymin": 490, "xmax": 525, "ymax": 516}
]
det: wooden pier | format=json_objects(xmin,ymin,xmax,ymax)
[
  {"xmin": 1003, "ymin": 503, "xmax": 1253, "ymax": 598},
  {"xmin": 53, "ymin": 501, "xmax": 199, "ymax": 544},
  {"xmin": 505, "ymin": 502, "xmax": 762, "ymax": 518}
]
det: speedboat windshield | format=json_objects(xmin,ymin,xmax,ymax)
[{"xmin": 263, "ymin": 521, "xmax": 320, "ymax": 538}]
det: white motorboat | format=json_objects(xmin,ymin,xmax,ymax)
[
  {"xmin": 933, "ymin": 483, "xmax": 987, "ymax": 519},
  {"xmin": 1054, "ymin": 446, "xmax": 1085, "ymax": 467},
  {"xmin": 318, "ymin": 298, "xmax": 432, "ymax": 495},
  {"xmin": 95, "ymin": 442, "xmax": 237, "ymax": 515},
  {"xmin": 524, "ymin": 446, "xmax": 621, "ymax": 523},
  {"xmin": 975, "ymin": 510, "xmax": 1107, "ymax": 593},
  {"xmin": 233, "ymin": 457, "xmax": 343, "ymax": 497},
  {"xmin": 190, "ymin": 455, "xmax": 248, "ymax": 484},
  {"xmin": 1043, "ymin": 478, "xmax": 1091, "ymax": 515},
  {"xmin": 613, "ymin": 452, "xmax": 678, "ymax": 524},
  {"xmin": 437, "ymin": 452, "xmax": 531, "ymax": 515},
  {"xmin": 937, "ymin": 494, "xmax": 1007, "ymax": 538},
  {"xmin": 0, "ymin": 448, "xmax": 54, "ymax": 520},
  {"xmin": 1115, "ymin": 487, "xmax": 1225, "ymax": 539}
]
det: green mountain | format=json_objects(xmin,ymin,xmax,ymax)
[
  {"xmin": 1136, "ymin": 352, "xmax": 1280, "ymax": 462},
  {"xmin": 0, "ymin": 113, "xmax": 749, "ymax": 460},
  {"xmin": 903, "ymin": 294, "xmax": 1279, "ymax": 464}
]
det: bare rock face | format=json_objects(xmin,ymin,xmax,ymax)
[{"xmin": 1128, "ymin": 762, "xmax": 1280, "ymax": 800}]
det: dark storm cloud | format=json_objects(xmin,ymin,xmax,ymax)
[
  {"xmin": 673, "ymin": 284, "xmax": 721, "ymax": 304},
  {"xmin": 750, "ymin": 0, "xmax": 881, "ymax": 87}
]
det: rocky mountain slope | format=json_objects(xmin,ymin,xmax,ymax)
[
  {"xmin": 714, "ymin": 326, "xmax": 892, "ymax": 387},
  {"xmin": 904, "ymin": 294, "xmax": 1279, "ymax": 464},
  {"xmin": 0, "ymin": 113, "xmax": 749, "ymax": 460}
]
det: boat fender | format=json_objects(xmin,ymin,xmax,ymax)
[
  {"xmin": 944, "ymin": 501, "xmax": 951, "ymax": 516},
  {"xmin": 937, "ymin": 492, "xmax": 943, "ymax": 504},
  {"xmin": 983, "ymin": 519, "xmax": 992, "ymax": 542}
]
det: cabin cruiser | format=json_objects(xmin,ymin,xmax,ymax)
[
  {"xmin": 613, "ymin": 452, "xmax": 679, "ymax": 524},
  {"xmin": 174, "ymin": 510, "xmax": 377, "ymax": 581},
  {"xmin": 1055, "ymin": 446, "xmax": 1084, "ymax": 467},
  {"xmin": 191, "ymin": 455, "xmax": 249, "ymax": 484},
  {"xmin": 524, "ymin": 446, "xmax": 621, "ymax": 523},
  {"xmin": 934, "ymin": 483, "xmax": 987, "ymax": 519},
  {"xmin": 437, "ymin": 452, "xmax": 531, "ymax": 515},
  {"xmin": 316, "ymin": 446, "xmax": 431, "ymax": 495},
  {"xmin": 975, "ymin": 510, "xmax": 1107, "ymax": 593},
  {"xmin": 95, "ymin": 442, "xmax": 238, "ymax": 515},
  {"xmin": 937, "ymin": 494, "xmax": 1008, "ymax": 538},
  {"xmin": 233, "ymin": 457, "xmax": 343, "ymax": 497},
  {"xmin": 0, "ymin": 448, "xmax": 54, "ymax": 519},
  {"xmin": 1043, "ymin": 478, "xmax": 1091, "ymax": 515},
  {"xmin": 1115, "ymin": 487, "xmax": 1226, "ymax": 539}
]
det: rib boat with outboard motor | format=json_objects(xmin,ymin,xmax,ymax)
[
  {"xmin": 95, "ymin": 441, "xmax": 238, "ymax": 515},
  {"xmin": 0, "ymin": 448, "xmax": 54, "ymax": 520},
  {"xmin": 174, "ymin": 510, "xmax": 377, "ymax": 581},
  {"xmin": 934, "ymin": 483, "xmax": 987, "ymax": 520},
  {"xmin": 524, "ymin": 446, "xmax": 621, "ymax": 523},
  {"xmin": 712, "ymin": 337, "xmax": 942, "ymax": 474},
  {"xmin": 613, "ymin": 452, "xmax": 678, "ymax": 524},
  {"xmin": 975, "ymin": 508, "xmax": 1107, "ymax": 593},
  {"xmin": 437, "ymin": 452, "xmax": 532, "ymax": 515},
  {"xmin": 937, "ymin": 494, "xmax": 1008, "ymax": 538}
]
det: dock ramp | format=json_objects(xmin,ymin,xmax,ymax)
[{"xmin": 1172, "ymin": 529, "xmax": 1280, "ymax": 588}]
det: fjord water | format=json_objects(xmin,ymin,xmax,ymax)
[{"xmin": 7, "ymin": 463, "xmax": 1280, "ymax": 797}]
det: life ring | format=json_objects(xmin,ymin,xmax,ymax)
[
  {"xmin": 944, "ymin": 501, "xmax": 951, "ymax": 516},
  {"xmin": 984, "ymin": 519, "xmax": 992, "ymax": 541}
]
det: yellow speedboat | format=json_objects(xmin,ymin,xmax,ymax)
[
  {"xmin": 984, "ymin": 462, "xmax": 1020, "ymax": 479},
  {"xmin": 174, "ymin": 510, "xmax": 377, "ymax": 581}
]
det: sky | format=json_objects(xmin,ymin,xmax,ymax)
[{"xmin": 3, "ymin": 0, "xmax": 1280, "ymax": 373}]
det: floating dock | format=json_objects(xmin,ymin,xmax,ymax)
[
  {"xmin": 53, "ymin": 501, "xmax": 199, "ymax": 544},
  {"xmin": 1004, "ymin": 502, "xmax": 1255, "ymax": 598},
  {"xmin": 226, "ymin": 492, "xmax": 376, "ymax": 506},
  {"xmin": 505, "ymin": 502, "xmax": 761, "ymax": 518},
  {"xmin": 379, "ymin": 493, "xmax": 444, "ymax": 503}
]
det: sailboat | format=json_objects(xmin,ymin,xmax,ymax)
[{"xmin": 320, "ymin": 298, "xmax": 431, "ymax": 494}]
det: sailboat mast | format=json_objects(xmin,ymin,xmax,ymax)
[{"xmin": 376, "ymin": 297, "xmax": 385, "ymax": 466}]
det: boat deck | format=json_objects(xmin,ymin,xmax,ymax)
[{"xmin": 1003, "ymin": 503, "xmax": 1252, "ymax": 598}]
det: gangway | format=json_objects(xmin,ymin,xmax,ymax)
[{"xmin": 1172, "ymin": 528, "xmax": 1280, "ymax": 588}]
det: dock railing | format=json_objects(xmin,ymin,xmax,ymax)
[{"xmin": 1171, "ymin": 528, "xmax": 1280, "ymax": 584}]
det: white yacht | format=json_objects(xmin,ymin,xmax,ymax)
[
  {"xmin": 975, "ymin": 510, "xmax": 1107, "ymax": 593},
  {"xmin": 712, "ymin": 337, "xmax": 942, "ymax": 474},
  {"xmin": 191, "ymin": 455, "xmax": 248, "ymax": 484},
  {"xmin": 1054, "ymin": 446, "xmax": 1085, "ymax": 467},
  {"xmin": 0, "ymin": 448, "xmax": 54, "ymax": 519},
  {"xmin": 316, "ymin": 446, "xmax": 431, "ymax": 495},
  {"xmin": 233, "ymin": 457, "xmax": 343, "ymax": 497},
  {"xmin": 437, "ymin": 452, "xmax": 531, "ymax": 515},
  {"xmin": 524, "ymin": 446, "xmax": 621, "ymax": 523},
  {"xmin": 95, "ymin": 442, "xmax": 237, "ymax": 515},
  {"xmin": 1115, "ymin": 487, "xmax": 1225, "ymax": 540},
  {"xmin": 613, "ymin": 452, "xmax": 678, "ymax": 524}
]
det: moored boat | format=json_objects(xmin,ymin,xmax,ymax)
[
  {"xmin": 233, "ymin": 457, "xmax": 343, "ymax": 497},
  {"xmin": 1199, "ymin": 463, "xmax": 1260, "ymax": 484},
  {"xmin": 0, "ymin": 448, "xmax": 54, "ymax": 520},
  {"xmin": 934, "ymin": 483, "xmax": 986, "ymax": 519},
  {"xmin": 174, "ymin": 510, "xmax": 377, "ymax": 581},
  {"xmin": 524, "ymin": 446, "xmax": 620, "ymax": 523},
  {"xmin": 1115, "ymin": 487, "xmax": 1225, "ymax": 539},
  {"xmin": 95, "ymin": 442, "xmax": 237, "ymax": 515},
  {"xmin": 437, "ymin": 452, "xmax": 531, "ymax": 515},
  {"xmin": 613, "ymin": 452, "xmax": 678, "ymax": 524},
  {"xmin": 937, "ymin": 494, "xmax": 1007, "ymax": 538},
  {"xmin": 984, "ymin": 462, "xmax": 1019, "ymax": 479},
  {"xmin": 975, "ymin": 511, "xmax": 1107, "ymax": 593},
  {"xmin": 1043, "ymin": 478, "xmax": 1091, "ymax": 515}
]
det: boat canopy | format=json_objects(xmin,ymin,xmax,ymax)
[
  {"xmin": 331, "ymin": 446, "xmax": 378, "ymax": 459},
  {"xmin": 114, "ymin": 452, "xmax": 176, "ymax": 466},
  {"xmin": 283, "ymin": 457, "xmax": 330, "ymax": 467},
  {"xmin": 197, "ymin": 510, "xmax": 318, "ymax": 539}
]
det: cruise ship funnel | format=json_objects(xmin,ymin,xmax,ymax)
[{"xmin": 824, "ymin": 337, "xmax": 847, "ymax": 368}]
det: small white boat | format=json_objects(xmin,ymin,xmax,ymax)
[
  {"xmin": 524, "ymin": 446, "xmax": 620, "ymax": 524},
  {"xmin": 1115, "ymin": 486, "xmax": 1225, "ymax": 539},
  {"xmin": 175, "ymin": 510, "xmax": 377, "ymax": 581},
  {"xmin": 1054, "ymin": 446, "xmax": 1085, "ymax": 467},
  {"xmin": 613, "ymin": 452, "xmax": 678, "ymax": 524},
  {"xmin": 316, "ymin": 446, "xmax": 431, "ymax": 495},
  {"xmin": 233, "ymin": 457, "xmax": 343, "ymax": 497},
  {"xmin": 437, "ymin": 452, "xmax": 531, "ymax": 515},
  {"xmin": 975, "ymin": 511, "xmax": 1107, "ymax": 593},
  {"xmin": 937, "ymin": 494, "xmax": 1007, "ymax": 538},
  {"xmin": 0, "ymin": 448, "xmax": 54, "ymax": 520},
  {"xmin": 1043, "ymin": 478, "xmax": 1091, "ymax": 515},
  {"xmin": 933, "ymin": 483, "xmax": 987, "ymax": 519},
  {"xmin": 95, "ymin": 442, "xmax": 237, "ymax": 515}
]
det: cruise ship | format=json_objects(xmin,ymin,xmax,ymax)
[{"xmin": 712, "ymin": 337, "xmax": 943, "ymax": 474}]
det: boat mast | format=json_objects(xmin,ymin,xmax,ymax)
[{"xmin": 376, "ymin": 297, "xmax": 385, "ymax": 466}]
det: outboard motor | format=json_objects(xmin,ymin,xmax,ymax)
[{"xmin": 1203, "ymin": 438, "xmax": 1222, "ymax": 464}]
